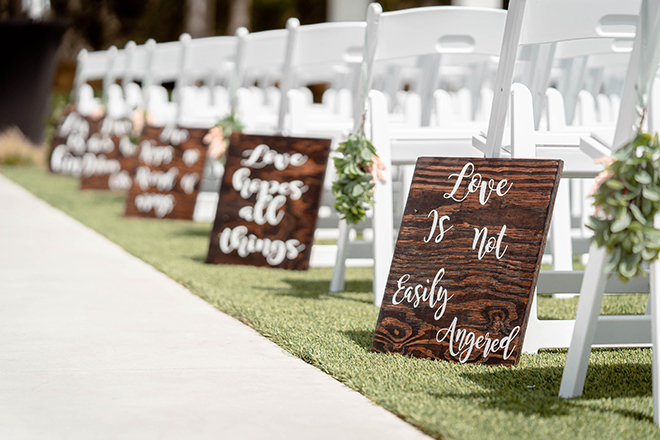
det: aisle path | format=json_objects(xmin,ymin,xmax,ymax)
[{"xmin": 0, "ymin": 175, "xmax": 430, "ymax": 440}]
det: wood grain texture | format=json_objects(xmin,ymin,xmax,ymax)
[
  {"xmin": 124, "ymin": 124, "xmax": 209, "ymax": 220},
  {"xmin": 206, "ymin": 133, "xmax": 331, "ymax": 271},
  {"xmin": 371, "ymin": 157, "xmax": 563, "ymax": 366}
]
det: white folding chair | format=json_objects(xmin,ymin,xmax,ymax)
[
  {"xmin": 472, "ymin": 0, "xmax": 645, "ymax": 352},
  {"xmin": 179, "ymin": 35, "xmax": 237, "ymax": 90},
  {"xmin": 233, "ymin": 27, "xmax": 289, "ymax": 133},
  {"xmin": 121, "ymin": 41, "xmax": 146, "ymax": 88},
  {"xmin": 559, "ymin": 0, "xmax": 660, "ymax": 425},
  {"xmin": 277, "ymin": 19, "xmax": 366, "ymax": 138},
  {"xmin": 72, "ymin": 46, "xmax": 115, "ymax": 102},
  {"xmin": 330, "ymin": 3, "xmax": 508, "ymax": 306}
]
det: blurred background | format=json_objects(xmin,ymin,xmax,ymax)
[{"xmin": 0, "ymin": 0, "xmax": 508, "ymax": 95}]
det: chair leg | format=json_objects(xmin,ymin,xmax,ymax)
[
  {"xmin": 372, "ymin": 198, "xmax": 394, "ymax": 307},
  {"xmin": 552, "ymin": 179, "xmax": 578, "ymax": 299},
  {"xmin": 522, "ymin": 291, "xmax": 541, "ymax": 354},
  {"xmin": 329, "ymin": 219, "xmax": 351, "ymax": 293},
  {"xmin": 522, "ymin": 290, "xmax": 576, "ymax": 354},
  {"xmin": 651, "ymin": 236, "xmax": 660, "ymax": 425},
  {"xmin": 551, "ymin": 179, "xmax": 573, "ymax": 272},
  {"xmin": 559, "ymin": 244, "xmax": 609, "ymax": 398},
  {"xmin": 400, "ymin": 165, "xmax": 415, "ymax": 209}
]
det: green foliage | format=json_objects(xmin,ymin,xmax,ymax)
[
  {"xmin": 588, "ymin": 132, "xmax": 660, "ymax": 282},
  {"xmin": 332, "ymin": 133, "xmax": 377, "ymax": 224},
  {"xmin": 1, "ymin": 154, "xmax": 32, "ymax": 166},
  {"xmin": 216, "ymin": 111, "xmax": 244, "ymax": 140}
]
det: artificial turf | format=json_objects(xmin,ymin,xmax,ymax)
[{"xmin": 2, "ymin": 164, "xmax": 657, "ymax": 439}]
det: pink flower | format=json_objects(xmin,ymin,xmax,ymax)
[
  {"xmin": 590, "ymin": 155, "xmax": 615, "ymax": 195},
  {"xmin": 369, "ymin": 155, "xmax": 386, "ymax": 183},
  {"xmin": 595, "ymin": 155, "xmax": 615, "ymax": 167},
  {"xmin": 130, "ymin": 109, "xmax": 145, "ymax": 136},
  {"xmin": 204, "ymin": 126, "xmax": 227, "ymax": 159},
  {"xmin": 90, "ymin": 104, "xmax": 105, "ymax": 120}
]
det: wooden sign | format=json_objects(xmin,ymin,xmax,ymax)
[
  {"xmin": 371, "ymin": 157, "xmax": 563, "ymax": 366},
  {"xmin": 49, "ymin": 107, "xmax": 139, "ymax": 191},
  {"xmin": 124, "ymin": 124, "xmax": 208, "ymax": 220},
  {"xmin": 79, "ymin": 117, "xmax": 140, "ymax": 191},
  {"xmin": 49, "ymin": 108, "xmax": 101, "ymax": 176},
  {"xmin": 206, "ymin": 133, "xmax": 331, "ymax": 270}
]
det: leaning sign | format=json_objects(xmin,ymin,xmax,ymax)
[
  {"xmin": 371, "ymin": 157, "xmax": 563, "ymax": 366},
  {"xmin": 79, "ymin": 117, "xmax": 139, "ymax": 191},
  {"xmin": 124, "ymin": 124, "xmax": 208, "ymax": 220},
  {"xmin": 49, "ymin": 110, "xmax": 99, "ymax": 176},
  {"xmin": 206, "ymin": 133, "xmax": 331, "ymax": 270},
  {"xmin": 49, "ymin": 109, "xmax": 139, "ymax": 191}
]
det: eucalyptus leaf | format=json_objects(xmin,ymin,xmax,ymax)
[
  {"xmin": 619, "ymin": 258, "xmax": 637, "ymax": 281},
  {"xmin": 635, "ymin": 170, "xmax": 652, "ymax": 184},
  {"xmin": 629, "ymin": 204, "xmax": 646, "ymax": 223},
  {"xmin": 642, "ymin": 248, "xmax": 658, "ymax": 260},
  {"xmin": 605, "ymin": 179, "xmax": 625, "ymax": 190},
  {"xmin": 610, "ymin": 210, "xmax": 631, "ymax": 233},
  {"xmin": 643, "ymin": 187, "xmax": 660, "ymax": 201},
  {"xmin": 332, "ymin": 132, "xmax": 379, "ymax": 224},
  {"xmin": 590, "ymin": 132, "xmax": 660, "ymax": 283}
]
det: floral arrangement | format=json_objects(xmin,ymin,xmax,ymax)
[
  {"xmin": 588, "ymin": 131, "xmax": 660, "ymax": 282},
  {"xmin": 204, "ymin": 112, "xmax": 244, "ymax": 160},
  {"xmin": 129, "ymin": 109, "xmax": 148, "ymax": 145},
  {"xmin": 332, "ymin": 131, "xmax": 384, "ymax": 225}
]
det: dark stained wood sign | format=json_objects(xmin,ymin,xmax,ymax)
[
  {"xmin": 79, "ymin": 117, "xmax": 140, "ymax": 191},
  {"xmin": 371, "ymin": 157, "xmax": 563, "ymax": 366},
  {"xmin": 206, "ymin": 133, "xmax": 331, "ymax": 270},
  {"xmin": 49, "ymin": 107, "xmax": 101, "ymax": 175},
  {"xmin": 49, "ymin": 107, "xmax": 139, "ymax": 191},
  {"xmin": 124, "ymin": 124, "xmax": 208, "ymax": 220}
]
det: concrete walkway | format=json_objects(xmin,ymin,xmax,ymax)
[{"xmin": 0, "ymin": 174, "xmax": 431, "ymax": 440}]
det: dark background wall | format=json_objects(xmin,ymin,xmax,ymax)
[{"xmin": 0, "ymin": 0, "xmax": 480, "ymax": 93}]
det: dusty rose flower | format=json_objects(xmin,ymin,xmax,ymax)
[
  {"xmin": 204, "ymin": 126, "xmax": 227, "ymax": 160},
  {"xmin": 591, "ymin": 155, "xmax": 615, "ymax": 196},
  {"xmin": 90, "ymin": 104, "xmax": 105, "ymax": 120},
  {"xmin": 145, "ymin": 111, "xmax": 156, "ymax": 126},
  {"xmin": 130, "ymin": 109, "xmax": 145, "ymax": 136},
  {"xmin": 595, "ymin": 155, "xmax": 615, "ymax": 167},
  {"xmin": 369, "ymin": 155, "xmax": 386, "ymax": 183}
]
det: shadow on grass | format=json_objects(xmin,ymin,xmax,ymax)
[
  {"xmin": 447, "ymin": 362, "xmax": 652, "ymax": 422},
  {"xmin": 174, "ymin": 226, "xmax": 213, "ymax": 238},
  {"xmin": 268, "ymin": 278, "xmax": 373, "ymax": 304},
  {"xmin": 342, "ymin": 329, "xmax": 375, "ymax": 351}
]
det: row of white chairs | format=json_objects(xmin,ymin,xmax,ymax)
[{"xmin": 72, "ymin": 2, "xmax": 641, "ymax": 319}]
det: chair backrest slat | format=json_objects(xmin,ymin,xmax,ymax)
[
  {"xmin": 375, "ymin": 6, "xmax": 506, "ymax": 61},
  {"xmin": 484, "ymin": 0, "xmax": 643, "ymax": 157},
  {"xmin": 183, "ymin": 35, "xmax": 237, "ymax": 83}
]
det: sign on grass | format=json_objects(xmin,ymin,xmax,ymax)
[
  {"xmin": 79, "ymin": 117, "xmax": 139, "ymax": 191},
  {"xmin": 49, "ymin": 108, "xmax": 139, "ymax": 191},
  {"xmin": 49, "ymin": 109, "xmax": 99, "ymax": 176},
  {"xmin": 371, "ymin": 157, "xmax": 563, "ymax": 366},
  {"xmin": 206, "ymin": 133, "xmax": 331, "ymax": 270},
  {"xmin": 124, "ymin": 124, "xmax": 208, "ymax": 220}
]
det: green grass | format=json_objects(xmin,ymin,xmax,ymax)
[{"xmin": 2, "ymin": 165, "xmax": 658, "ymax": 440}]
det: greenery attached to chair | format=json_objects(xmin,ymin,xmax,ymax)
[
  {"xmin": 205, "ymin": 112, "xmax": 244, "ymax": 161},
  {"xmin": 332, "ymin": 131, "xmax": 379, "ymax": 225},
  {"xmin": 589, "ymin": 1, "xmax": 660, "ymax": 283},
  {"xmin": 589, "ymin": 131, "xmax": 660, "ymax": 282}
]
